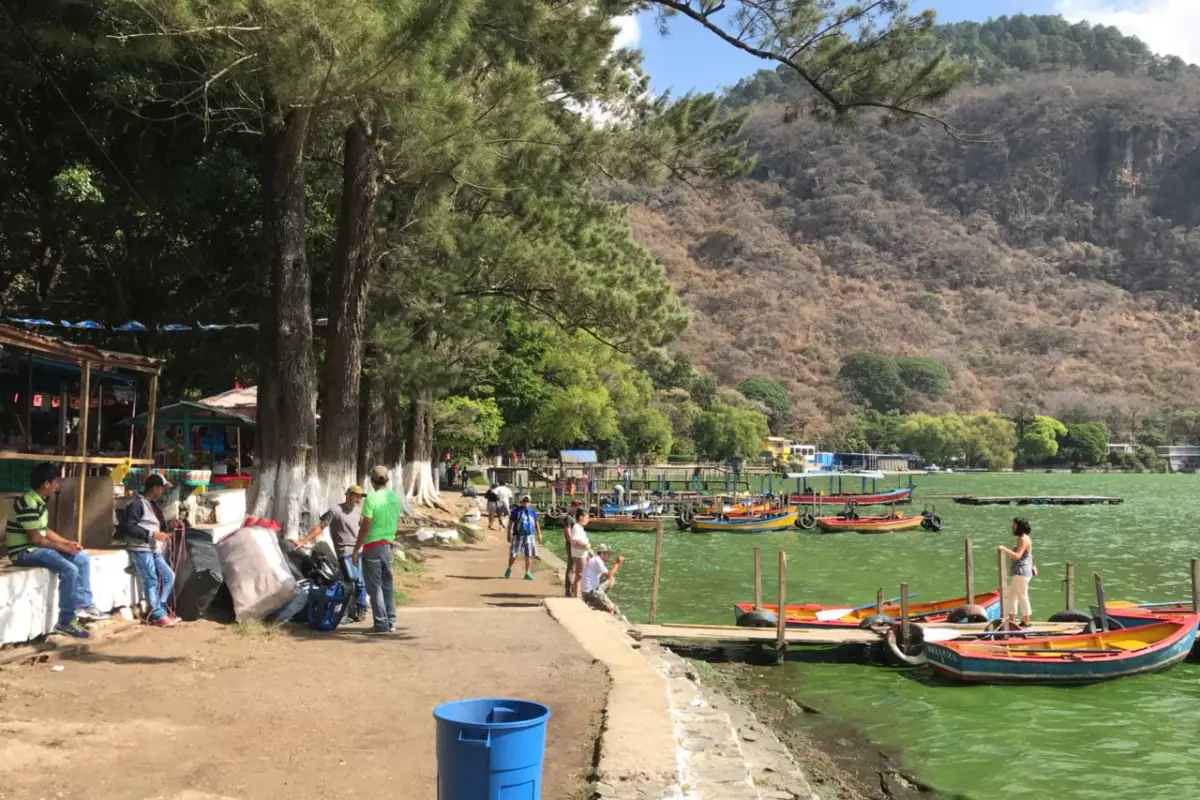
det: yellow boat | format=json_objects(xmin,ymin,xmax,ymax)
[{"xmin": 689, "ymin": 510, "xmax": 797, "ymax": 533}]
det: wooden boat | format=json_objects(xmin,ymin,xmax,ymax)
[
  {"xmin": 813, "ymin": 512, "xmax": 931, "ymax": 534},
  {"xmin": 788, "ymin": 485, "xmax": 913, "ymax": 507},
  {"xmin": 924, "ymin": 615, "xmax": 1200, "ymax": 684},
  {"xmin": 688, "ymin": 509, "xmax": 797, "ymax": 534},
  {"xmin": 698, "ymin": 501, "xmax": 771, "ymax": 517},
  {"xmin": 599, "ymin": 500, "xmax": 653, "ymax": 516},
  {"xmin": 732, "ymin": 591, "xmax": 1001, "ymax": 629},
  {"xmin": 581, "ymin": 515, "xmax": 662, "ymax": 532}
]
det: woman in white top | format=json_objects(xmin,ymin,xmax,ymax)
[{"xmin": 570, "ymin": 508, "xmax": 591, "ymax": 598}]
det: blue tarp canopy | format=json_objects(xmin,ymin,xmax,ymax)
[{"xmin": 560, "ymin": 449, "xmax": 598, "ymax": 464}]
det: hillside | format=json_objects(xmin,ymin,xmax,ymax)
[{"xmin": 626, "ymin": 15, "xmax": 1200, "ymax": 437}]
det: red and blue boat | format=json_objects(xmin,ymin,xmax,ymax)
[
  {"xmin": 924, "ymin": 614, "xmax": 1200, "ymax": 684},
  {"xmin": 733, "ymin": 591, "xmax": 1001, "ymax": 629}
]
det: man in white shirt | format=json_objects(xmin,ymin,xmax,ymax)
[
  {"xmin": 581, "ymin": 543, "xmax": 623, "ymax": 615},
  {"xmin": 493, "ymin": 480, "xmax": 513, "ymax": 521}
]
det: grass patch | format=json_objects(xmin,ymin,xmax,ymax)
[
  {"xmin": 394, "ymin": 587, "xmax": 414, "ymax": 606},
  {"xmin": 395, "ymin": 554, "xmax": 425, "ymax": 573}
]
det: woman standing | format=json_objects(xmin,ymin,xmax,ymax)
[
  {"xmin": 570, "ymin": 508, "xmax": 592, "ymax": 599},
  {"xmin": 998, "ymin": 518, "xmax": 1034, "ymax": 627}
]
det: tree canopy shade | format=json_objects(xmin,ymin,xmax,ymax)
[
  {"xmin": 693, "ymin": 402, "xmax": 769, "ymax": 462},
  {"xmin": 838, "ymin": 352, "xmax": 905, "ymax": 412},
  {"xmin": 1059, "ymin": 421, "xmax": 1109, "ymax": 466},
  {"xmin": 896, "ymin": 356, "xmax": 950, "ymax": 399},
  {"xmin": 736, "ymin": 376, "xmax": 790, "ymax": 433},
  {"xmin": 1018, "ymin": 415, "xmax": 1067, "ymax": 464},
  {"xmin": 433, "ymin": 396, "xmax": 503, "ymax": 456}
]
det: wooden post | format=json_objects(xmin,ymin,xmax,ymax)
[
  {"xmin": 74, "ymin": 361, "xmax": 91, "ymax": 544},
  {"xmin": 23, "ymin": 349, "xmax": 32, "ymax": 451},
  {"xmin": 1065, "ymin": 562, "xmax": 1076, "ymax": 610},
  {"xmin": 997, "ymin": 547, "xmax": 1007, "ymax": 622},
  {"xmin": 900, "ymin": 582, "xmax": 910, "ymax": 652},
  {"xmin": 876, "ymin": 587, "xmax": 884, "ymax": 615},
  {"xmin": 648, "ymin": 519, "xmax": 664, "ymax": 623},
  {"xmin": 95, "ymin": 382, "xmax": 103, "ymax": 450},
  {"xmin": 775, "ymin": 550, "xmax": 787, "ymax": 663},
  {"xmin": 753, "ymin": 547, "xmax": 762, "ymax": 610},
  {"xmin": 1191, "ymin": 558, "xmax": 1199, "ymax": 613},
  {"xmin": 57, "ymin": 382, "xmax": 67, "ymax": 448},
  {"xmin": 1094, "ymin": 572, "xmax": 1108, "ymax": 632},
  {"xmin": 143, "ymin": 372, "xmax": 159, "ymax": 462},
  {"xmin": 963, "ymin": 538, "xmax": 974, "ymax": 601}
]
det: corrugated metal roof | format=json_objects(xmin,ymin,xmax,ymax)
[
  {"xmin": 0, "ymin": 323, "xmax": 163, "ymax": 374},
  {"xmin": 560, "ymin": 449, "xmax": 598, "ymax": 464}
]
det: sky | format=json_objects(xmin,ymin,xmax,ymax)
[{"xmin": 623, "ymin": 0, "xmax": 1200, "ymax": 95}]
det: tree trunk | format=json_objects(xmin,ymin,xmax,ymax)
[
  {"xmin": 249, "ymin": 106, "xmax": 322, "ymax": 534},
  {"xmin": 402, "ymin": 388, "xmax": 446, "ymax": 509},
  {"xmin": 317, "ymin": 117, "xmax": 379, "ymax": 505}
]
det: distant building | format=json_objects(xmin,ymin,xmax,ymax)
[
  {"xmin": 1107, "ymin": 443, "xmax": 1137, "ymax": 455},
  {"xmin": 1157, "ymin": 445, "xmax": 1200, "ymax": 472}
]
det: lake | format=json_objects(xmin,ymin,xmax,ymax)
[{"xmin": 565, "ymin": 473, "xmax": 1200, "ymax": 800}]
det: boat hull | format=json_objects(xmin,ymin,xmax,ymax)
[
  {"xmin": 690, "ymin": 511, "xmax": 798, "ymax": 533},
  {"xmin": 733, "ymin": 591, "xmax": 1001, "ymax": 628},
  {"xmin": 925, "ymin": 616, "xmax": 1200, "ymax": 684},
  {"xmin": 813, "ymin": 515, "xmax": 927, "ymax": 534},
  {"xmin": 583, "ymin": 516, "xmax": 662, "ymax": 532},
  {"xmin": 788, "ymin": 487, "xmax": 913, "ymax": 506}
]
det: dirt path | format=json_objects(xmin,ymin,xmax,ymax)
[{"xmin": 0, "ymin": 506, "xmax": 605, "ymax": 800}]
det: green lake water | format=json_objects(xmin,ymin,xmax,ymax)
[{"xmin": 563, "ymin": 473, "xmax": 1200, "ymax": 800}]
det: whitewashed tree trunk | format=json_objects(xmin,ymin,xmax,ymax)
[{"xmin": 402, "ymin": 390, "xmax": 449, "ymax": 511}]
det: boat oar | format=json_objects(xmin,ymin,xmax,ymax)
[
  {"xmin": 815, "ymin": 593, "xmax": 915, "ymax": 621},
  {"xmin": 1105, "ymin": 600, "xmax": 1189, "ymax": 609}
]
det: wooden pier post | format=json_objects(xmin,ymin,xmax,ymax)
[
  {"xmin": 74, "ymin": 361, "xmax": 91, "ymax": 544},
  {"xmin": 1191, "ymin": 558, "xmax": 1199, "ymax": 612},
  {"xmin": 649, "ymin": 519, "xmax": 664, "ymax": 624},
  {"xmin": 775, "ymin": 551, "xmax": 787, "ymax": 664},
  {"xmin": 963, "ymin": 538, "xmax": 973, "ymax": 601},
  {"xmin": 875, "ymin": 587, "xmax": 884, "ymax": 615},
  {"xmin": 753, "ymin": 547, "xmax": 762, "ymax": 610},
  {"xmin": 900, "ymin": 582, "xmax": 910, "ymax": 652},
  {"xmin": 1065, "ymin": 562, "xmax": 1075, "ymax": 610},
  {"xmin": 997, "ymin": 548, "xmax": 1007, "ymax": 622},
  {"xmin": 1094, "ymin": 573, "xmax": 1108, "ymax": 632}
]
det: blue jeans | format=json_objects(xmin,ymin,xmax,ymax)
[
  {"xmin": 129, "ymin": 550, "xmax": 175, "ymax": 621},
  {"xmin": 12, "ymin": 547, "xmax": 95, "ymax": 626},
  {"xmin": 361, "ymin": 544, "xmax": 395, "ymax": 631},
  {"xmin": 341, "ymin": 555, "xmax": 368, "ymax": 615}
]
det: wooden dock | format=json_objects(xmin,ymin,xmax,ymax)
[
  {"xmin": 631, "ymin": 620, "xmax": 1090, "ymax": 648},
  {"xmin": 951, "ymin": 495, "xmax": 1123, "ymax": 506}
]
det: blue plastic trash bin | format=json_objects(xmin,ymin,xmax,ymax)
[{"xmin": 433, "ymin": 697, "xmax": 551, "ymax": 800}]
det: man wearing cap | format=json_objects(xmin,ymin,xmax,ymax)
[
  {"xmin": 7, "ymin": 462, "xmax": 109, "ymax": 638},
  {"xmin": 117, "ymin": 473, "xmax": 180, "ymax": 627},
  {"xmin": 352, "ymin": 466, "xmax": 403, "ymax": 634},
  {"xmin": 294, "ymin": 484, "xmax": 367, "ymax": 622},
  {"xmin": 581, "ymin": 543, "xmax": 624, "ymax": 615},
  {"xmin": 505, "ymin": 494, "xmax": 542, "ymax": 580}
]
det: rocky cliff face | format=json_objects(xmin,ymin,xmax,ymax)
[{"xmin": 628, "ymin": 70, "xmax": 1200, "ymax": 431}]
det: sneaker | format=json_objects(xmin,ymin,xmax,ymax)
[
  {"xmin": 523, "ymin": 572, "xmax": 534, "ymax": 580},
  {"xmin": 504, "ymin": 568, "xmax": 512, "ymax": 579},
  {"xmin": 54, "ymin": 620, "xmax": 91, "ymax": 639},
  {"xmin": 149, "ymin": 615, "xmax": 178, "ymax": 628},
  {"xmin": 367, "ymin": 627, "xmax": 391, "ymax": 636},
  {"xmin": 75, "ymin": 605, "xmax": 111, "ymax": 621}
]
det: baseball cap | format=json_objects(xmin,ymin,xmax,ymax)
[
  {"xmin": 347, "ymin": 484, "xmax": 365, "ymax": 496},
  {"xmin": 520, "ymin": 493, "xmax": 531, "ymax": 502},
  {"xmin": 369, "ymin": 465, "xmax": 389, "ymax": 482},
  {"xmin": 145, "ymin": 473, "xmax": 171, "ymax": 491},
  {"xmin": 595, "ymin": 543, "xmax": 612, "ymax": 554}
]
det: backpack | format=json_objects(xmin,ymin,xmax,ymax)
[
  {"xmin": 484, "ymin": 488, "xmax": 498, "ymax": 502},
  {"xmin": 306, "ymin": 580, "xmax": 352, "ymax": 631}
]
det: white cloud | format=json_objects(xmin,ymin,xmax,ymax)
[
  {"xmin": 612, "ymin": 14, "xmax": 641, "ymax": 50},
  {"xmin": 1056, "ymin": 0, "xmax": 1200, "ymax": 65}
]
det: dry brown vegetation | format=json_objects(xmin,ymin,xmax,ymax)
[{"xmin": 625, "ymin": 70, "xmax": 1200, "ymax": 434}]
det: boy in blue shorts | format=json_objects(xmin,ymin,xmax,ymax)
[{"xmin": 505, "ymin": 494, "xmax": 543, "ymax": 580}]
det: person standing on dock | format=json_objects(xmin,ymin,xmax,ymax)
[
  {"xmin": 998, "ymin": 518, "xmax": 1035, "ymax": 627},
  {"xmin": 504, "ymin": 494, "xmax": 542, "ymax": 580},
  {"xmin": 569, "ymin": 508, "xmax": 592, "ymax": 598},
  {"xmin": 563, "ymin": 499, "xmax": 582, "ymax": 597}
]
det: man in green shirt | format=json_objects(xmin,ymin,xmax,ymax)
[
  {"xmin": 6, "ymin": 462, "xmax": 109, "ymax": 638},
  {"xmin": 352, "ymin": 465, "xmax": 403, "ymax": 634}
]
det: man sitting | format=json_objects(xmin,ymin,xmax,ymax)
[
  {"xmin": 6, "ymin": 462, "xmax": 109, "ymax": 638},
  {"xmin": 581, "ymin": 543, "xmax": 624, "ymax": 616},
  {"xmin": 117, "ymin": 473, "xmax": 179, "ymax": 627}
]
